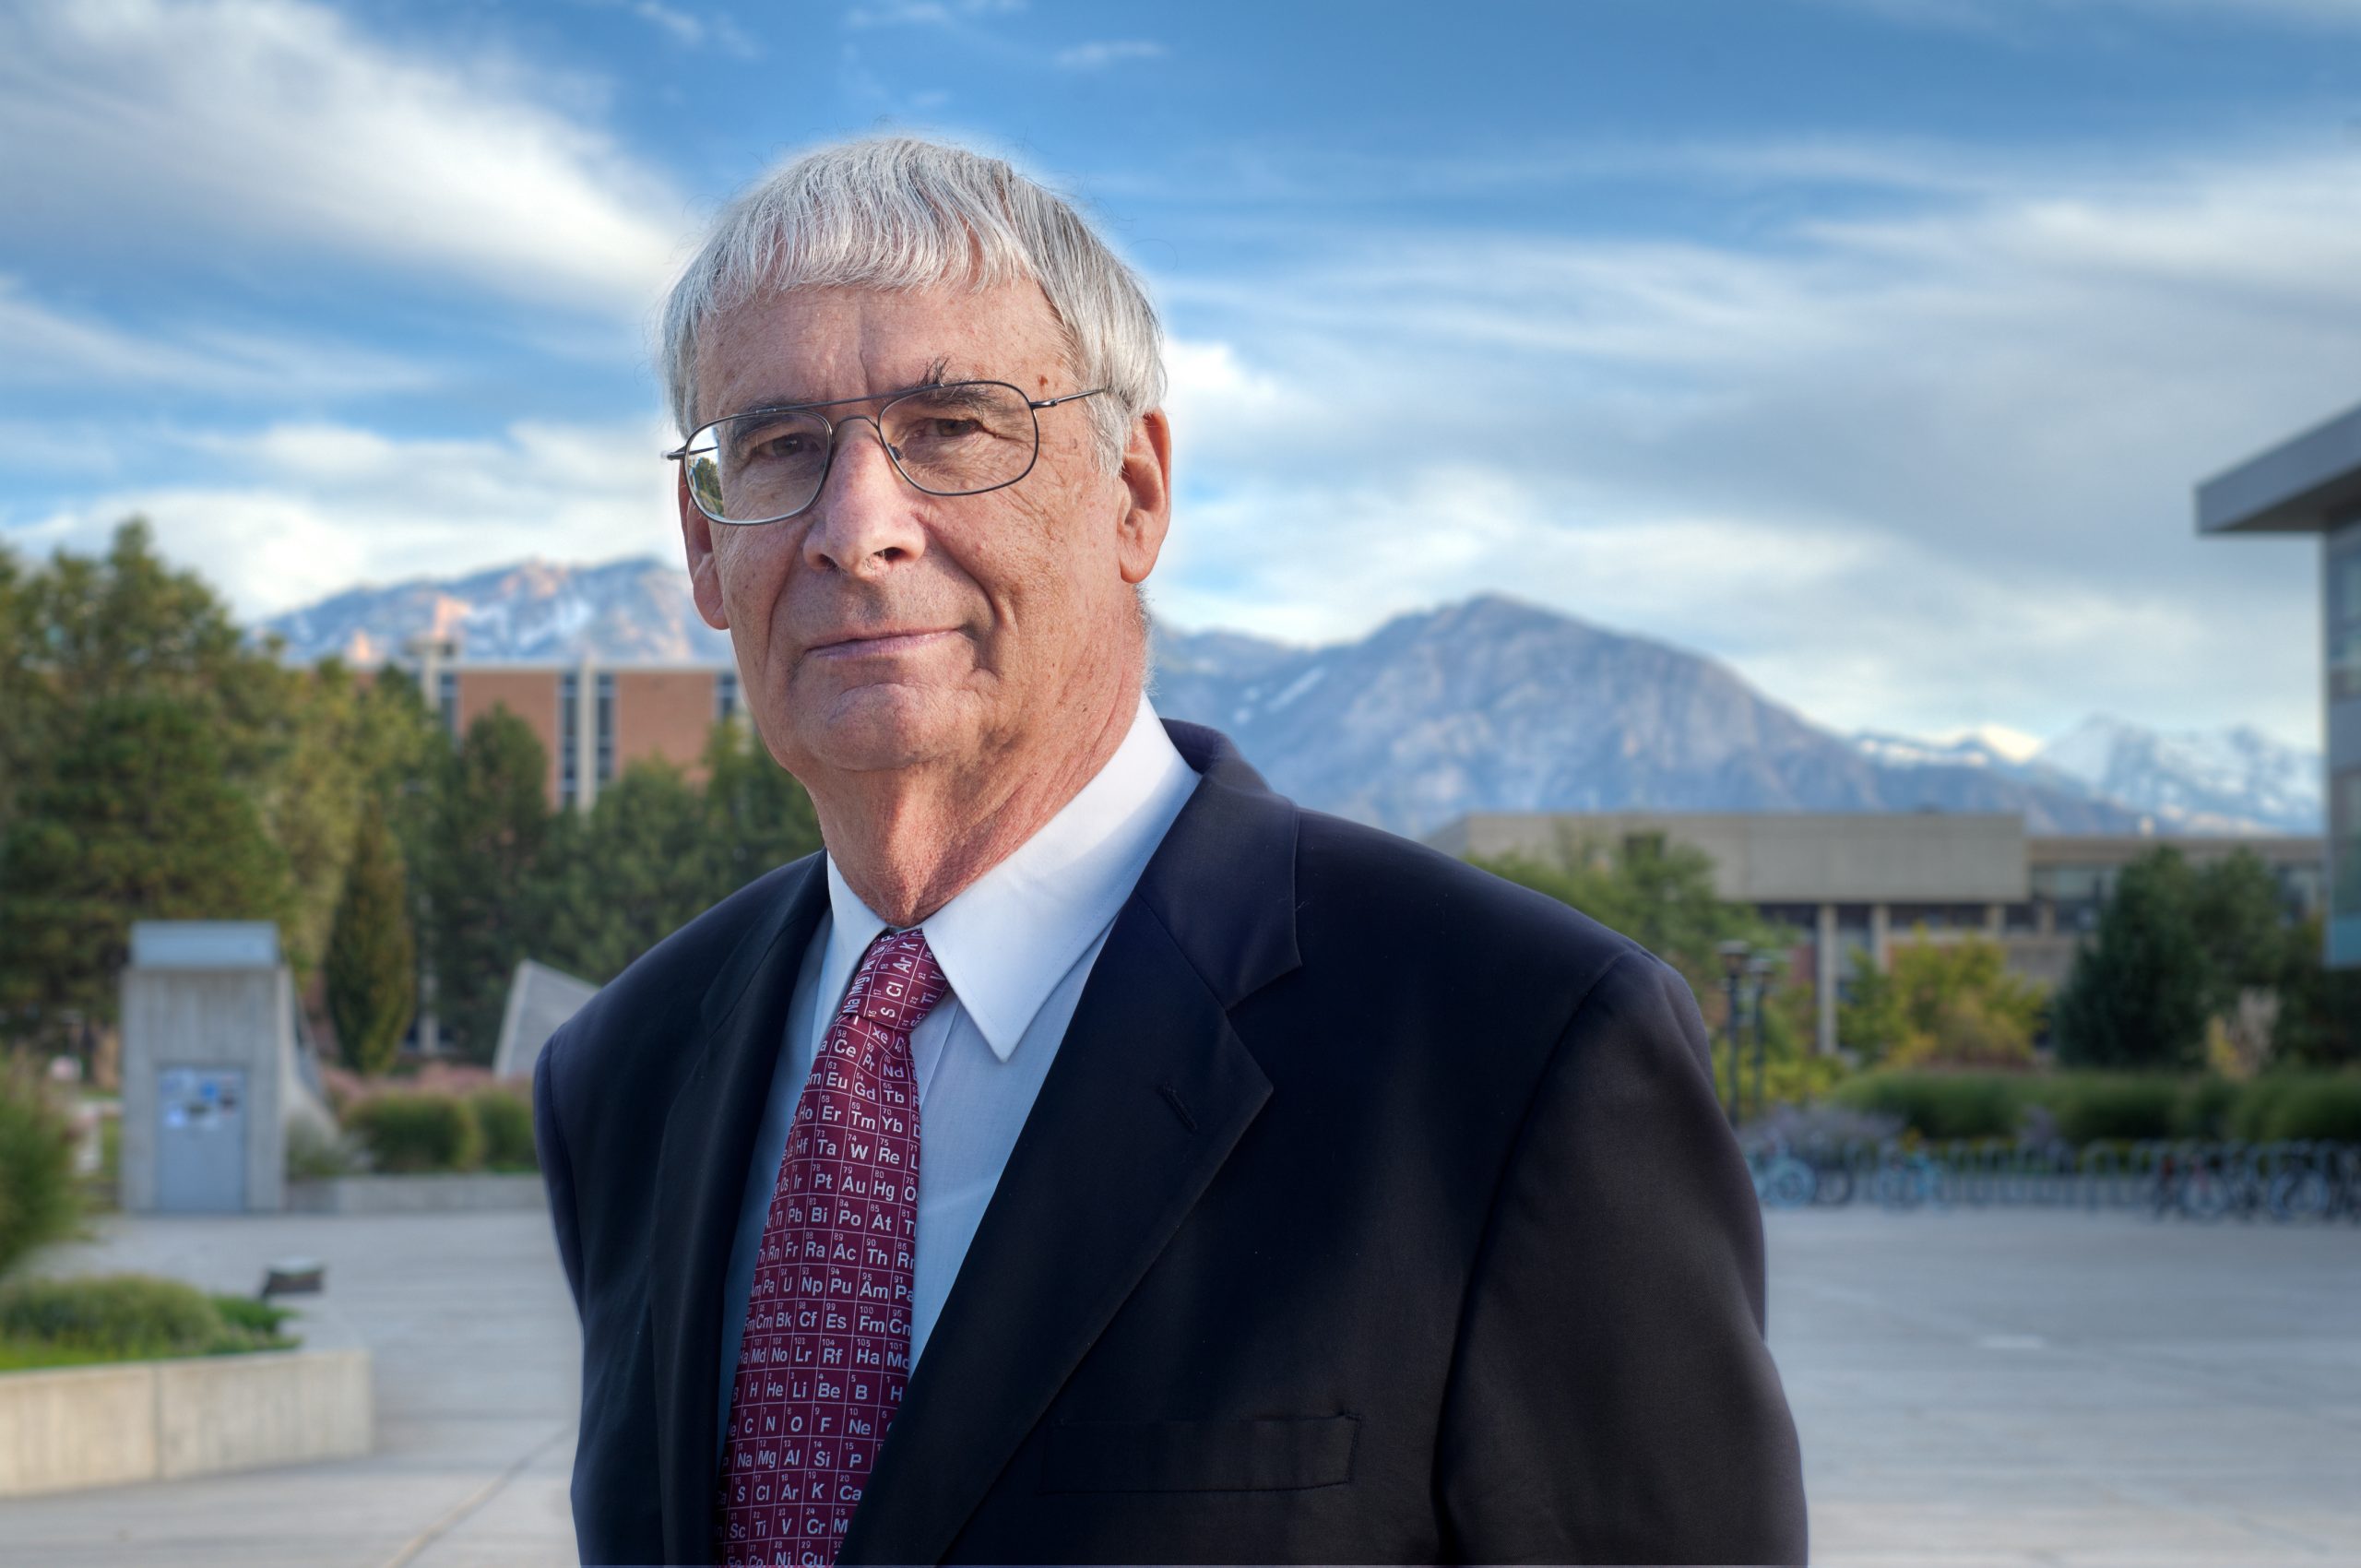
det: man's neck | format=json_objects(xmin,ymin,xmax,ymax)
[{"xmin": 808, "ymin": 676, "xmax": 1143, "ymax": 929}]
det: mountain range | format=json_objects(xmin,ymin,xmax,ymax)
[{"xmin": 257, "ymin": 555, "xmax": 2321, "ymax": 839}]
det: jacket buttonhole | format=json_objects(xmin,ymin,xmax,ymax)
[{"xmin": 1156, "ymin": 1082, "xmax": 1198, "ymax": 1133}]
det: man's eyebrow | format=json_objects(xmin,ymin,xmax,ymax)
[{"xmin": 728, "ymin": 359, "xmax": 969, "ymax": 418}]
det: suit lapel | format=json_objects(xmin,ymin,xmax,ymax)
[
  {"xmin": 841, "ymin": 722, "xmax": 1301, "ymax": 1566},
  {"xmin": 650, "ymin": 856, "xmax": 829, "ymax": 1566}
]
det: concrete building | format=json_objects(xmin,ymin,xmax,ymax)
[
  {"xmin": 409, "ymin": 643, "xmax": 742, "ymax": 811},
  {"xmin": 1426, "ymin": 812, "xmax": 2325, "ymax": 1054},
  {"xmin": 2198, "ymin": 399, "xmax": 2361, "ymax": 968}
]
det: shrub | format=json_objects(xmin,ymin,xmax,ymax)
[
  {"xmin": 0, "ymin": 1064, "xmax": 81, "ymax": 1278},
  {"xmin": 1831, "ymin": 1072, "xmax": 2028, "ymax": 1141},
  {"xmin": 0, "ymin": 1273, "xmax": 292, "ymax": 1360},
  {"xmin": 469, "ymin": 1087, "xmax": 537, "ymax": 1170},
  {"xmin": 346, "ymin": 1090, "xmax": 482, "ymax": 1174},
  {"xmin": 284, "ymin": 1118, "xmax": 364, "ymax": 1182},
  {"xmin": 2171, "ymin": 1075, "xmax": 2240, "ymax": 1139},
  {"xmin": 2047, "ymin": 1075, "xmax": 2182, "ymax": 1145},
  {"xmin": 2238, "ymin": 1074, "xmax": 2361, "ymax": 1143}
]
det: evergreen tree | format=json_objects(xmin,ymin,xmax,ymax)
[
  {"xmin": 699, "ymin": 718, "xmax": 824, "ymax": 896},
  {"xmin": 540, "ymin": 761, "xmax": 720, "ymax": 983},
  {"xmin": 2188, "ymin": 849, "xmax": 2288, "ymax": 1016},
  {"xmin": 2052, "ymin": 847, "xmax": 2210, "ymax": 1069},
  {"xmin": 421, "ymin": 707, "xmax": 553, "ymax": 1064},
  {"xmin": 324, "ymin": 800, "xmax": 416, "ymax": 1076},
  {"xmin": 0, "ymin": 695, "xmax": 296, "ymax": 1055}
]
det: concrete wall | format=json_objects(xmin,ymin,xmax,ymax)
[
  {"xmin": 283, "ymin": 1174, "xmax": 546, "ymax": 1214},
  {"xmin": 0, "ymin": 1348, "xmax": 371, "ymax": 1498},
  {"xmin": 119, "ymin": 966, "xmax": 290, "ymax": 1214},
  {"xmin": 1436, "ymin": 811, "xmax": 2030, "ymax": 903}
]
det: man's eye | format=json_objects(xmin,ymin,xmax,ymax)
[{"xmin": 920, "ymin": 418, "xmax": 983, "ymax": 440}]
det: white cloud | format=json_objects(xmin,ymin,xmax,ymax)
[
  {"xmin": 845, "ymin": 0, "xmax": 1023, "ymax": 28},
  {"xmin": 0, "ymin": 276, "xmax": 429, "ymax": 397},
  {"xmin": 1054, "ymin": 39, "xmax": 1165, "ymax": 69},
  {"xmin": 15, "ymin": 417, "xmax": 681, "ymax": 619},
  {"xmin": 1809, "ymin": 0, "xmax": 2361, "ymax": 30},
  {"xmin": 1145, "ymin": 138, "xmax": 2360, "ymax": 746},
  {"xmin": 0, "ymin": 0, "xmax": 686, "ymax": 315}
]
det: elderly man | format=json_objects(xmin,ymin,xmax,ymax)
[{"xmin": 534, "ymin": 137, "xmax": 1806, "ymax": 1567}]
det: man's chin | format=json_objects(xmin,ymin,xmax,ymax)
[{"xmin": 795, "ymin": 683, "xmax": 971, "ymax": 774}]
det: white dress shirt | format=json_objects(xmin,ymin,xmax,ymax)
[{"xmin": 715, "ymin": 695, "xmax": 1199, "ymax": 1457}]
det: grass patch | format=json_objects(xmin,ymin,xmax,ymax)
[{"xmin": 0, "ymin": 1275, "xmax": 298, "ymax": 1373}]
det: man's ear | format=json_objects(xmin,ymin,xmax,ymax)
[
  {"xmin": 681, "ymin": 468, "xmax": 730, "ymax": 631},
  {"xmin": 1115, "ymin": 406, "xmax": 1173, "ymax": 587}
]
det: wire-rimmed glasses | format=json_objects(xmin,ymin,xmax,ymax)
[{"xmin": 664, "ymin": 379, "xmax": 1107, "ymax": 526}]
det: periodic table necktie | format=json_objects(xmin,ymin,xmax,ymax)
[{"xmin": 713, "ymin": 925, "xmax": 950, "ymax": 1566}]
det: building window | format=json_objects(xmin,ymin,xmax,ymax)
[
  {"xmin": 595, "ymin": 672, "xmax": 616, "ymax": 785},
  {"xmin": 435, "ymin": 671, "xmax": 458, "ymax": 736},
  {"xmin": 559, "ymin": 671, "xmax": 580, "ymax": 809},
  {"xmin": 2331, "ymin": 524, "xmax": 2361, "ymax": 702},
  {"xmin": 2335, "ymin": 767, "xmax": 2361, "ymax": 921},
  {"xmin": 717, "ymin": 669, "xmax": 740, "ymax": 723}
]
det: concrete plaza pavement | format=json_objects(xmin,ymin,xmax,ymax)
[{"xmin": 0, "ymin": 1206, "xmax": 2355, "ymax": 1565}]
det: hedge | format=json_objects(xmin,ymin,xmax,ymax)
[
  {"xmin": 0, "ymin": 1273, "xmax": 295, "ymax": 1371},
  {"xmin": 345, "ymin": 1091, "xmax": 482, "ymax": 1174},
  {"xmin": 337, "ymin": 1084, "xmax": 537, "ymax": 1175},
  {"xmin": 1830, "ymin": 1070, "xmax": 2361, "ymax": 1146}
]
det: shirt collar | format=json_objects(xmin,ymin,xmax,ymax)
[{"xmin": 817, "ymin": 694, "xmax": 1199, "ymax": 1061}]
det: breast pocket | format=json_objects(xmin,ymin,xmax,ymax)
[{"xmin": 1038, "ymin": 1415, "xmax": 1359, "ymax": 1494}]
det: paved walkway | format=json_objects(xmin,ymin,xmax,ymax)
[{"xmin": 1, "ymin": 1206, "xmax": 2355, "ymax": 1564}]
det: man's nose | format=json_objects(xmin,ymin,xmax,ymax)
[{"xmin": 801, "ymin": 417, "xmax": 926, "ymax": 577}]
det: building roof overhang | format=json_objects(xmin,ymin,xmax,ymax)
[{"xmin": 2197, "ymin": 398, "xmax": 2361, "ymax": 536}]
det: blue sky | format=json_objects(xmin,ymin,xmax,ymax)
[{"xmin": 5, "ymin": 0, "xmax": 2359, "ymax": 751}]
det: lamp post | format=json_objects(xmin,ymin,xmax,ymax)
[
  {"xmin": 1747, "ymin": 952, "xmax": 1783, "ymax": 1125},
  {"xmin": 1716, "ymin": 940, "xmax": 1751, "ymax": 1127}
]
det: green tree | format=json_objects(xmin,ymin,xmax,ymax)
[
  {"xmin": 698, "ymin": 718, "xmax": 824, "ymax": 895},
  {"xmin": 2189, "ymin": 849, "xmax": 2289, "ymax": 1016},
  {"xmin": 2272, "ymin": 915, "xmax": 2361, "ymax": 1067},
  {"xmin": 421, "ymin": 707, "xmax": 553, "ymax": 1064},
  {"xmin": 2052, "ymin": 847, "xmax": 2210, "ymax": 1069},
  {"xmin": 324, "ymin": 800, "xmax": 416, "ymax": 1076},
  {"xmin": 0, "ymin": 696, "xmax": 296, "ymax": 1056},
  {"xmin": 1838, "ymin": 933, "xmax": 2046, "ymax": 1067},
  {"xmin": 540, "ymin": 760, "xmax": 719, "ymax": 983}
]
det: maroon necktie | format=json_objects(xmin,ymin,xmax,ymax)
[{"xmin": 713, "ymin": 926, "xmax": 950, "ymax": 1566}]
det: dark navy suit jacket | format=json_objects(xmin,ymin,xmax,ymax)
[{"xmin": 535, "ymin": 720, "xmax": 1808, "ymax": 1564}]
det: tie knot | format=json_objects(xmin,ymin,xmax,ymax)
[{"xmin": 839, "ymin": 925, "xmax": 952, "ymax": 1032}]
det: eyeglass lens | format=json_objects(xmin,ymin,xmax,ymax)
[{"xmin": 683, "ymin": 382, "xmax": 1040, "ymax": 524}]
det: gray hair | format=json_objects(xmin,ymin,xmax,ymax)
[{"xmin": 658, "ymin": 136, "xmax": 1166, "ymax": 468}]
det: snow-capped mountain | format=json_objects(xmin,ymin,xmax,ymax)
[
  {"xmin": 1150, "ymin": 597, "xmax": 2145, "ymax": 836},
  {"xmin": 258, "ymin": 556, "xmax": 732, "ymax": 665},
  {"xmin": 256, "ymin": 558, "xmax": 2315, "ymax": 838},
  {"xmin": 1846, "ymin": 716, "xmax": 2320, "ymax": 836},
  {"xmin": 2034, "ymin": 716, "xmax": 2321, "ymax": 835}
]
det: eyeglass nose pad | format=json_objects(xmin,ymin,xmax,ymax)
[{"xmin": 836, "ymin": 413, "xmax": 903, "ymax": 465}]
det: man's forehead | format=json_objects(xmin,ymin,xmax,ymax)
[{"xmin": 696, "ymin": 279, "xmax": 1070, "ymax": 412}]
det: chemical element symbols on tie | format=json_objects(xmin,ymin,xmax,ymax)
[{"xmin": 713, "ymin": 926, "xmax": 951, "ymax": 1566}]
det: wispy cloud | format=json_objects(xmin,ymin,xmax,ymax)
[
  {"xmin": 1054, "ymin": 39, "xmax": 1165, "ymax": 69},
  {"xmin": 0, "ymin": 277, "xmax": 430, "ymax": 398},
  {"xmin": 844, "ymin": 0, "xmax": 1023, "ymax": 28},
  {"xmin": 0, "ymin": 0, "xmax": 686, "ymax": 315},
  {"xmin": 1806, "ymin": 0, "xmax": 2361, "ymax": 33},
  {"xmin": 1146, "ymin": 137, "xmax": 2356, "ymax": 742},
  {"xmin": 15, "ymin": 417, "xmax": 680, "ymax": 619}
]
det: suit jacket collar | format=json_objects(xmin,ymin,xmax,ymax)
[{"xmin": 648, "ymin": 718, "xmax": 1300, "ymax": 1565}]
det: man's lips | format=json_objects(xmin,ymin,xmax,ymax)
[{"xmin": 805, "ymin": 627, "xmax": 960, "ymax": 659}]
